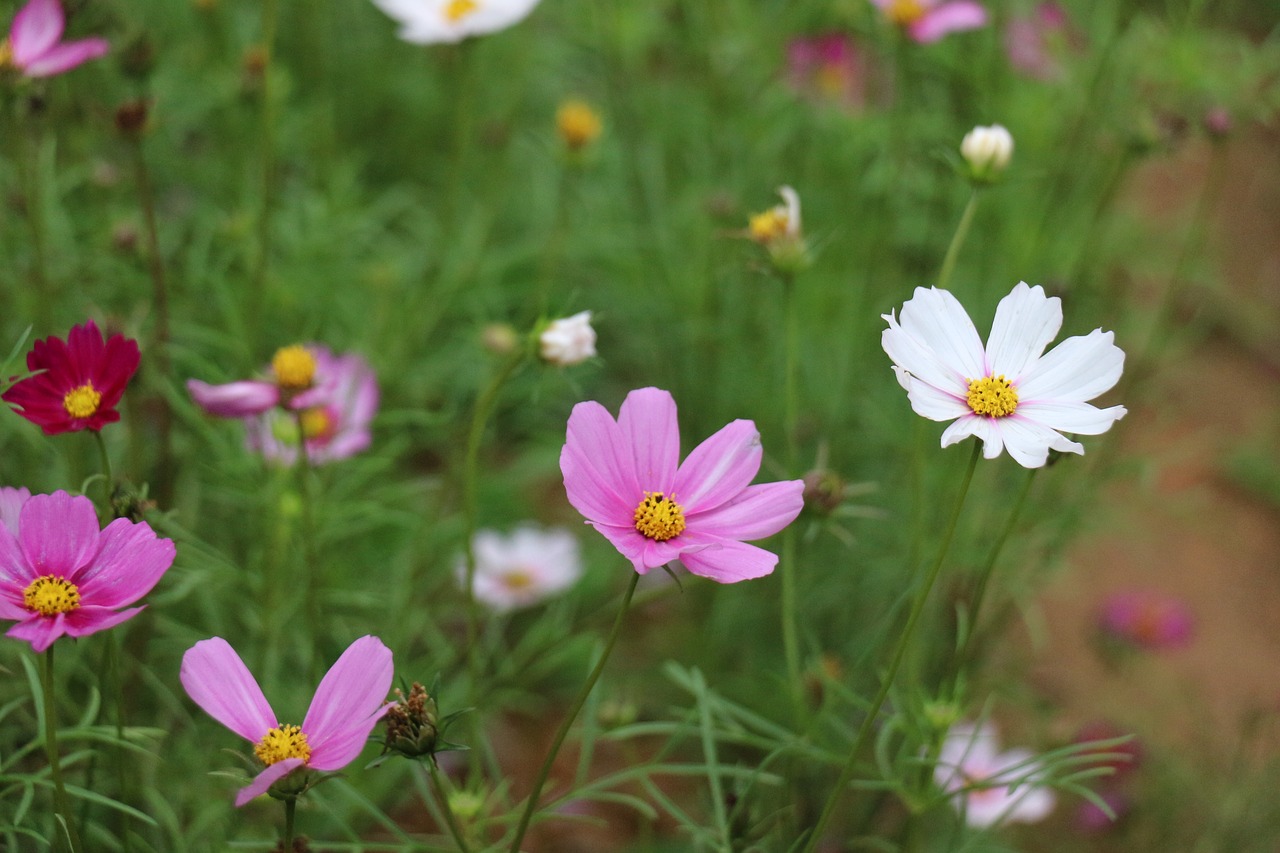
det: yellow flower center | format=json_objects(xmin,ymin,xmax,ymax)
[
  {"xmin": 0, "ymin": 39, "xmax": 13, "ymax": 69},
  {"xmin": 299, "ymin": 407, "xmax": 335, "ymax": 442},
  {"xmin": 271, "ymin": 345, "xmax": 317, "ymax": 391},
  {"xmin": 748, "ymin": 209, "xmax": 789, "ymax": 243},
  {"xmin": 501, "ymin": 569, "xmax": 535, "ymax": 590},
  {"xmin": 633, "ymin": 492, "xmax": 686, "ymax": 541},
  {"xmin": 63, "ymin": 383, "xmax": 102, "ymax": 419},
  {"xmin": 556, "ymin": 100, "xmax": 602, "ymax": 150},
  {"xmin": 254, "ymin": 724, "xmax": 311, "ymax": 766},
  {"xmin": 23, "ymin": 576, "xmax": 81, "ymax": 617},
  {"xmin": 444, "ymin": 0, "xmax": 478, "ymax": 22},
  {"xmin": 886, "ymin": 0, "xmax": 926, "ymax": 25},
  {"xmin": 966, "ymin": 375, "xmax": 1019, "ymax": 418}
]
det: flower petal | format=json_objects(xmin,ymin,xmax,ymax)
[
  {"xmin": 985, "ymin": 282, "xmax": 1062, "ymax": 381},
  {"xmin": 910, "ymin": 0, "xmax": 988, "ymax": 43},
  {"xmin": 61, "ymin": 604, "xmax": 143, "ymax": 638},
  {"xmin": 897, "ymin": 369, "xmax": 971, "ymax": 421},
  {"xmin": 675, "ymin": 534, "xmax": 779, "ymax": 583},
  {"xmin": 186, "ymin": 379, "xmax": 280, "ymax": 417},
  {"xmin": 561, "ymin": 401, "xmax": 639, "ymax": 523},
  {"xmin": 20, "ymin": 36, "xmax": 108, "ymax": 76},
  {"xmin": 1016, "ymin": 329, "xmax": 1124, "ymax": 403},
  {"xmin": 617, "ymin": 388, "xmax": 680, "ymax": 490},
  {"xmin": 303, "ymin": 636, "xmax": 394, "ymax": 770},
  {"xmin": 586, "ymin": 522, "xmax": 653, "ymax": 573},
  {"xmin": 1014, "ymin": 401, "xmax": 1127, "ymax": 436},
  {"xmin": 882, "ymin": 288, "xmax": 981, "ymax": 396},
  {"xmin": 19, "ymin": 492, "xmax": 100, "ymax": 577},
  {"xmin": 0, "ymin": 522, "xmax": 36, "ymax": 587},
  {"xmin": 6, "ymin": 613, "xmax": 67, "ymax": 652},
  {"xmin": 75, "ymin": 518, "xmax": 175, "ymax": 606},
  {"xmin": 940, "ymin": 415, "xmax": 1005, "ymax": 459},
  {"xmin": 235, "ymin": 759, "xmax": 305, "ymax": 808},
  {"xmin": 997, "ymin": 418, "xmax": 1083, "ymax": 469},
  {"xmin": 673, "ymin": 419, "xmax": 762, "ymax": 512},
  {"xmin": 9, "ymin": 0, "xmax": 64, "ymax": 67},
  {"xmin": 180, "ymin": 638, "xmax": 277, "ymax": 743},
  {"xmin": 688, "ymin": 481, "xmax": 804, "ymax": 541}
]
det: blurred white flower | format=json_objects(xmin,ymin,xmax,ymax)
[
  {"xmin": 539, "ymin": 311, "xmax": 597, "ymax": 367},
  {"xmin": 368, "ymin": 0, "xmax": 541, "ymax": 44},
  {"xmin": 960, "ymin": 124, "xmax": 1014, "ymax": 181},
  {"xmin": 460, "ymin": 526, "xmax": 583, "ymax": 613},
  {"xmin": 935, "ymin": 722, "xmax": 1056, "ymax": 828}
]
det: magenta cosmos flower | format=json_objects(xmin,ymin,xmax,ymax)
[
  {"xmin": 882, "ymin": 282, "xmax": 1127, "ymax": 468},
  {"xmin": 560, "ymin": 387, "xmax": 804, "ymax": 583},
  {"xmin": 2, "ymin": 320, "xmax": 140, "ymax": 435},
  {"xmin": 1, "ymin": 0, "xmax": 108, "ymax": 78},
  {"xmin": 1099, "ymin": 591, "xmax": 1193, "ymax": 650},
  {"xmin": 870, "ymin": 0, "xmax": 987, "ymax": 44},
  {"xmin": 181, "ymin": 635, "xmax": 394, "ymax": 806},
  {"xmin": 0, "ymin": 491, "xmax": 175, "ymax": 652}
]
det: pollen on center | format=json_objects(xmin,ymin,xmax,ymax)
[
  {"xmin": 272, "ymin": 345, "xmax": 317, "ymax": 391},
  {"xmin": 63, "ymin": 383, "xmax": 102, "ymax": 419},
  {"xmin": 254, "ymin": 724, "xmax": 311, "ymax": 766},
  {"xmin": 748, "ymin": 209, "xmax": 789, "ymax": 244},
  {"xmin": 886, "ymin": 0, "xmax": 926, "ymax": 25},
  {"xmin": 23, "ymin": 575, "xmax": 81, "ymax": 617},
  {"xmin": 444, "ymin": 0, "xmax": 479, "ymax": 22},
  {"xmin": 633, "ymin": 492, "xmax": 686, "ymax": 541},
  {"xmin": 966, "ymin": 374, "xmax": 1019, "ymax": 418}
]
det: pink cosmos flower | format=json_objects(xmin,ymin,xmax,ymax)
[
  {"xmin": 2, "ymin": 320, "xmax": 141, "ymax": 435},
  {"xmin": 0, "ymin": 491, "xmax": 175, "ymax": 652},
  {"xmin": 786, "ymin": 34, "xmax": 866, "ymax": 108},
  {"xmin": 180, "ymin": 635, "xmax": 394, "ymax": 806},
  {"xmin": 870, "ymin": 0, "xmax": 987, "ymax": 44},
  {"xmin": 189, "ymin": 343, "xmax": 365, "ymax": 419},
  {"xmin": 242, "ymin": 350, "xmax": 378, "ymax": 465},
  {"xmin": 935, "ymin": 722, "xmax": 1055, "ymax": 828},
  {"xmin": 560, "ymin": 387, "xmax": 805, "ymax": 583},
  {"xmin": 460, "ymin": 526, "xmax": 583, "ymax": 613},
  {"xmin": 2, "ymin": 0, "xmax": 108, "ymax": 78},
  {"xmin": 1004, "ymin": 3, "xmax": 1077, "ymax": 81},
  {"xmin": 1099, "ymin": 591, "xmax": 1193, "ymax": 650}
]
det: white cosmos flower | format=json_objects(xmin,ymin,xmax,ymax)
[
  {"xmin": 459, "ymin": 526, "xmax": 583, "ymax": 613},
  {"xmin": 539, "ymin": 311, "xmax": 597, "ymax": 367},
  {"xmin": 369, "ymin": 0, "xmax": 541, "ymax": 44},
  {"xmin": 935, "ymin": 722, "xmax": 1056, "ymax": 828},
  {"xmin": 882, "ymin": 282, "xmax": 1126, "ymax": 468}
]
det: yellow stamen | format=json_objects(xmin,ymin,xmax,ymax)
[
  {"xmin": 966, "ymin": 375, "xmax": 1019, "ymax": 418},
  {"xmin": 886, "ymin": 0, "xmax": 926, "ymax": 25},
  {"xmin": 299, "ymin": 407, "xmax": 335, "ymax": 441},
  {"xmin": 444, "ymin": 0, "xmax": 478, "ymax": 22},
  {"xmin": 271, "ymin": 345, "xmax": 317, "ymax": 391},
  {"xmin": 23, "ymin": 576, "xmax": 81, "ymax": 617},
  {"xmin": 0, "ymin": 39, "xmax": 13, "ymax": 69},
  {"xmin": 501, "ymin": 569, "xmax": 535, "ymax": 590},
  {"xmin": 254, "ymin": 724, "xmax": 311, "ymax": 766},
  {"xmin": 63, "ymin": 383, "xmax": 102, "ymax": 419},
  {"xmin": 633, "ymin": 492, "xmax": 686, "ymax": 542},
  {"xmin": 556, "ymin": 100, "xmax": 602, "ymax": 150},
  {"xmin": 748, "ymin": 208, "xmax": 789, "ymax": 243}
]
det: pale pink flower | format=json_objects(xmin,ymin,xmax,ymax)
[
  {"xmin": 870, "ymin": 0, "xmax": 987, "ymax": 44},
  {"xmin": 882, "ymin": 282, "xmax": 1127, "ymax": 468},
  {"xmin": 1099, "ymin": 591, "xmax": 1193, "ymax": 650},
  {"xmin": 368, "ymin": 0, "xmax": 541, "ymax": 45},
  {"xmin": 560, "ymin": 387, "xmax": 804, "ymax": 583},
  {"xmin": 1004, "ymin": 3, "xmax": 1076, "ymax": 81},
  {"xmin": 460, "ymin": 526, "xmax": 583, "ymax": 613},
  {"xmin": 786, "ymin": 34, "xmax": 866, "ymax": 108},
  {"xmin": 539, "ymin": 312, "xmax": 597, "ymax": 368},
  {"xmin": 1, "ymin": 0, "xmax": 107, "ymax": 77},
  {"xmin": 181, "ymin": 635, "xmax": 394, "ymax": 806},
  {"xmin": 935, "ymin": 722, "xmax": 1055, "ymax": 827},
  {"xmin": 188, "ymin": 344, "xmax": 359, "ymax": 419}
]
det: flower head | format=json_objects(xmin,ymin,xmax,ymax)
[
  {"xmin": 2, "ymin": 320, "xmax": 140, "ymax": 435},
  {"xmin": 181, "ymin": 635, "xmax": 394, "ymax": 806},
  {"xmin": 243, "ymin": 350, "xmax": 379, "ymax": 465},
  {"xmin": 368, "ymin": 0, "xmax": 541, "ymax": 44},
  {"xmin": 556, "ymin": 99, "xmax": 602, "ymax": 152},
  {"xmin": 539, "ymin": 311, "xmax": 597, "ymax": 368},
  {"xmin": 748, "ymin": 186, "xmax": 809, "ymax": 274},
  {"xmin": 0, "ymin": 491, "xmax": 175, "ymax": 652},
  {"xmin": 935, "ymin": 722, "xmax": 1056, "ymax": 827},
  {"xmin": 870, "ymin": 0, "xmax": 987, "ymax": 44},
  {"xmin": 882, "ymin": 282, "xmax": 1127, "ymax": 468},
  {"xmin": 1, "ymin": 0, "xmax": 108, "ymax": 78},
  {"xmin": 560, "ymin": 387, "xmax": 804, "ymax": 583},
  {"xmin": 1099, "ymin": 591, "xmax": 1193, "ymax": 650},
  {"xmin": 786, "ymin": 34, "xmax": 866, "ymax": 109},
  {"xmin": 460, "ymin": 526, "xmax": 583, "ymax": 613},
  {"xmin": 960, "ymin": 124, "xmax": 1014, "ymax": 183}
]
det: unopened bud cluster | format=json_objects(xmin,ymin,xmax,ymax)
[
  {"xmin": 382, "ymin": 682, "xmax": 439, "ymax": 760},
  {"xmin": 960, "ymin": 124, "xmax": 1013, "ymax": 184}
]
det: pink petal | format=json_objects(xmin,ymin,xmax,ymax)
[
  {"xmin": 20, "ymin": 36, "xmax": 108, "ymax": 77},
  {"xmin": 19, "ymin": 492, "xmax": 100, "ymax": 577},
  {"xmin": 61, "ymin": 604, "xmax": 143, "ymax": 638},
  {"xmin": 9, "ymin": 0, "xmax": 64, "ymax": 67},
  {"xmin": 910, "ymin": 1, "xmax": 988, "ymax": 43},
  {"xmin": 75, "ymin": 518, "xmax": 175, "ymax": 607},
  {"xmin": 561, "ymin": 401, "xmax": 641, "ymax": 523},
  {"xmin": 688, "ymin": 481, "xmax": 804, "ymax": 541},
  {"xmin": 0, "ymin": 523, "xmax": 36, "ymax": 587},
  {"xmin": 186, "ymin": 379, "xmax": 279, "ymax": 417},
  {"xmin": 235, "ymin": 758, "xmax": 305, "ymax": 808},
  {"xmin": 672, "ymin": 419, "xmax": 763, "ymax": 513},
  {"xmin": 586, "ymin": 522, "xmax": 654, "ymax": 573},
  {"xmin": 617, "ymin": 388, "xmax": 680, "ymax": 490},
  {"xmin": 6, "ymin": 612, "xmax": 67, "ymax": 651},
  {"xmin": 0, "ymin": 596, "xmax": 30, "ymax": 620},
  {"xmin": 180, "ymin": 638, "xmax": 277, "ymax": 743},
  {"xmin": 984, "ymin": 282, "xmax": 1062, "ymax": 381},
  {"xmin": 302, "ymin": 636, "xmax": 393, "ymax": 770},
  {"xmin": 676, "ymin": 534, "xmax": 779, "ymax": 583}
]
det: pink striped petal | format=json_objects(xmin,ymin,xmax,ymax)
[
  {"xmin": 676, "ymin": 535, "xmax": 779, "ymax": 583},
  {"xmin": 911, "ymin": 1, "xmax": 988, "ymax": 43},
  {"xmin": 6, "ymin": 612, "xmax": 67, "ymax": 651},
  {"xmin": 688, "ymin": 480, "xmax": 804, "ymax": 541},
  {"xmin": 61, "ymin": 604, "xmax": 143, "ymax": 638},
  {"xmin": 562, "ymin": 401, "xmax": 641, "ymax": 523},
  {"xmin": 20, "ymin": 37, "xmax": 108, "ymax": 77},
  {"xmin": 76, "ymin": 518, "xmax": 175, "ymax": 607},
  {"xmin": 9, "ymin": 0, "xmax": 64, "ymax": 66},
  {"xmin": 617, "ymin": 388, "xmax": 680, "ymax": 490},
  {"xmin": 19, "ymin": 492, "xmax": 99, "ymax": 577},
  {"xmin": 187, "ymin": 379, "xmax": 279, "ymax": 417},
  {"xmin": 235, "ymin": 759, "xmax": 305, "ymax": 807},
  {"xmin": 0, "ymin": 523, "xmax": 36, "ymax": 587},
  {"xmin": 672, "ymin": 419, "xmax": 762, "ymax": 513},
  {"xmin": 180, "ymin": 638, "xmax": 277, "ymax": 743},
  {"xmin": 303, "ymin": 636, "xmax": 394, "ymax": 770}
]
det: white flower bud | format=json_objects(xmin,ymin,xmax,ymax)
[
  {"xmin": 960, "ymin": 124, "xmax": 1014, "ymax": 181},
  {"xmin": 538, "ymin": 311, "xmax": 597, "ymax": 367}
]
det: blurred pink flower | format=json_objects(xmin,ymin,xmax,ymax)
[
  {"xmin": 1, "ymin": 0, "xmax": 107, "ymax": 78},
  {"xmin": 459, "ymin": 526, "xmax": 583, "ymax": 613},
  {"xmin": 181, "ymin": 635, "xmax": 394, "ymax": 806},
  {"xmin": 1075, "ymin": 790, "xmax": 1130, "ymax": 833},
  {"xmin": 786, "ymin": 34, "xmax": 866, "ymax": 108},
  {"xmin": 1099, "ymin": 591, "xmax": 1193, "ymax": 650},
  {"xmin": 870, "ymin": 0, "xmax": 987, "ymax": 44},
  {"xmin": 0, "ymin": 491, "xmax": 175, "ymax": 652},
  {"xmin": 1004, "ymin": 3, "xmax": 1078, "ymax": 80},
  {"xmin": 560, "ymin": 387, "xmax": 804, "ymax": 583},
  {"xmin": 935, "ymin": 722, "xmax": 1055, "ymax": 827}
]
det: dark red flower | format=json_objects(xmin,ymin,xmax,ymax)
[{"xmin": 2, "ymin": 320, "xmax": 140, "ymax": 435}]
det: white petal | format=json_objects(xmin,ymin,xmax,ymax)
[
  {"xmin": 901, "ymin": 373, "xmax": 970, "ymax": 421},
  {"xmin": 985, "ymin": 282, "xmax": 1062, "ymax": 380},
  {"xmin": 897, "ymin": 287, "xmax": 986, "ymax": 381},
  {"xmin": 1017, "ymin": 329, "xmax": 1124, "ymax": 402},
  {"xmin": 998, "ymin": 418, "xmax": 1083, "ymax": 468},
  {"xmin": 1015, "ymin": 401, "xmax": 1126, "ymax": 436},
  {"xmin": 940, "ymin": 415, "xmax": 1005, "ymax": 459}
]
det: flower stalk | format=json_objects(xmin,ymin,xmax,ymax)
[
  {"xmin": 42, "ymin": 646, "xmax": 81, "ymax": 853},
  {"xmin": 936, "ymin": 188, "xmax": 979, "ymax": 291}
]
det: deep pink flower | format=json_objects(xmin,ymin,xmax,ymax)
[
  {"xmin": 2, "ymin": 0, "xmax": 108, "ymax": 78},
  {"xmin": 0, "ymin": 491, "xmax": 175, "ymax": 652},
  {"xmin": 787, "ymin": 34, "xmax": 866, "ymax": 108},
  {"xmin": 1004, "ymin": 3, "xmax": 1078, "ymax": 80},
  {"xmin": 560, "ymin": 387, "xmax": 804, "ymax": 583},
  {"xmin": 870, "ymin": 0, "xmax": 987, "ymax": 44},
  {"xmin": 242, "ymin": 350, "xmax": 378, "ymax": 465},
  {"xmin": 2, "ymin": 320, "xmax": 140, "ymax": 435},
  {"xmin": 181, "ymin": 635, "xmax": 394, "ymax": 806},
  {"xmin": 1099, "ymin": 591, "xmax": 1193, "ymax": 650}
]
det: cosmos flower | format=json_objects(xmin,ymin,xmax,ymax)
[
  {"xmin": 882, "ymin": 282, "xmax": 1127, "ymax": 468},
  {"xmin": 187, "ymin": 343, "xmax": 339, "ymax": 418},
  {"xmin": 560, "ymin": 387, "xmax": 805, "ymax": 583},
  {"xmin": 460, "ymin": 526, "xmax": 583, "ymax": 613},
  {"xmin": 0, "ymin": 491, "xmax": 175, "ymax": 653},
  {"xmin": 870, "ymin": 0, "xmax": 987, "ymax": 44},
  {"xmin": 1004, "ymin": 3, "xmax": 1077, "ymax": 81},
  {"xmin": 539, "ymin": 312, "xmax": 597, "ymax": 368},
  {"xmin": 180, "ymin": 635, "xmax": 394, "ymax": 807},
  {"xmin": 242, "ymin": 350, "xmax": 378, "ymax": 465},
  {"xmin": 786, "ymin": 33, "xmax": 866, "ymax": 109},
  {"xmin": 960, "ymin": 124, "xmax": 1014, "ymax": 182},
  {"xmin": 367, "ymin": 0, "xmax": 541, "ymax": 45},
  {"xmin": 1099, "ymin": 591, "xmax": 1193, "ymax": 650},
  {"xmin": 2, "ymin": 320, "xmax": 140, "ymax": 435},
  {"xmin": 935, "ymin": 722, "xmax": 1056, "ymax": 828},
  {"xmin": 1, "ymin": 0, "xmax": 108, "ymax": 78}
]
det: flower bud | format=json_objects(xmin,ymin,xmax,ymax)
[
  {"xmin": 960, "ymin": 124, "xmax": 1013, "ymax": 183},
  {"xmin": 747, "ymin": 186, "xmax": 810, "ymax": 275},
  {"xmin": 381, "ymin": 682, "xmax": 440, "ymax": 760},
  {"xmin": 480, "ymin": 322, "xmax": 520, "ymax": 356},
  {"xmin": 538, "ymin": 311, "xmax": 597, "ymax": 367}
]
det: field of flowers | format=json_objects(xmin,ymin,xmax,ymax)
[{"xmin": 0, "ymin": 0, "xmax": 1278, "ymax": 850}]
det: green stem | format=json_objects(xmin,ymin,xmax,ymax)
[
  {"xmin": 104, "ymin": 633, "xmax": 133, "ymax": 853},
  {"xmin": 292, "ymin": 410, "xmax": 321, "ymax": 676},
  {"xmin": 800, "ymin": 442, "xmax": 981, "ymax": 853},
  {"xmin": 42, "ymin": 647, "xmax": 81, "ymax": 853},
  {"xmin": 507, "ymin": 571, "xmax": 640, "ymax": 853},
  {"xmin": 779, "ymin": 272, "xmax": 803, "ymax": 719},
  {"xmin": 427, "ymin": 760, "xmax": 472, "ymax": 853},
  {"xmin": 22, "ymin": 121, "xmax": 53, "ymax": 332},
  {"xmin": 92, "ymin": 430, "xmax": 113, "ymax": 511},
  {"xmin": 281, "ymin": 796, "xmax": 296, "ymax": 851},
  {"xmin": 936, "ymin": 189, "xmax": 979, "ymax": 291},
  {"xmin": 535, "ymin": 166, "xmax": 573, "ymax": 320},
  {"xmin": 250, "ymin": 0, "xmax": 280, "ymax": 339}
]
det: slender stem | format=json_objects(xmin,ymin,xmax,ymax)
[
  {"xmin": 250, "ymin": 0, "xmax": 280, "ymax": 339},
  {"xmin": 936, "ymin": 189, "xmax": 980, "ymax": 291},
  {"xmin": 92, "ymin": 430, "xmax": 114, "ymax": 511},
  {"xmin": 281, "ymin": 796, "xmax": 296, "ymax": 852},
  {"xmin": 427, "ymin": 760, "xmax": 472, "ymax": 853},
  {"xmin": 42, "ymin": 647, "xmax": 81, "ymax": 853},
  {"xmin": 800, "ymin": 443, "xmax": 981, "ymax": 853},
  {"xmin": 507, "ymin": 571, "xmax": 640, "ymax": 853},
  {"xmin": 535, "ymin": 166, "xmax": 573, "ymax": 320},
  {"xmin": 292, "ymin": 410, "xmax": 321, "ymax": 675},
  {"xmin": 21, "ymin": 121, "xmax": 53, "ymax": 332},
  {"xmin": 104, "ymin": 633, "xmax": 134, "ymax": 853},
  {"xmin": 779, "ymin": 272, "xmax": 803, "ymax": 719}
]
